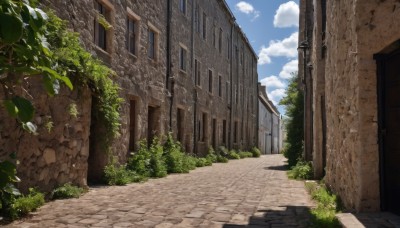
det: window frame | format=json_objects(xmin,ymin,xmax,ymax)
[
  {"xmin": 94, "ymin": 0, "xmax": 114, "ymax": 52},
  {"xmin": 126, "ymin": 7, "xmax": 141, "ymax": 57},
  {"xmin": 208, "ymin": 69, "xmax": 213, "ymax": 94},
  {"xmin": 179, "ymin": 0, "xmax": 187, "ymax": 15},
  {"xmin": 147, "ymin": 22, "xmax": 160, "ymax": 61},
  {"xmin": 179, "ymin": 43, "xmax": 188, "ymax": 72}
]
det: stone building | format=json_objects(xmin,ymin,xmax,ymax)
[
  {"xmin": 258, "ymin": 84, "xmax": 281, "ymax": 155},
  {"xmin": 300, "ymin": 0, "xmax": 400, "ymax": 214},
  {"xmin": 0, "ymin": 0, "xmax": 258, "ymax": 192}
]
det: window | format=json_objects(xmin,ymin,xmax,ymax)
[
  {"xmin": 218, "ymin": 28, "xmax": 222, "ymax": 53},
  {"xmin": 213, "ymin": 25, "xmax": 216, "ymax": 47},
  {"xmin": 179, "ymin": 45, "xmax": 187, "ymax": 72},
  {"xmin": 202, "ymin": 12, "xmax": 207, "ymax": 40},
  {"xmin": 179, "ymin": 0, "xmax": 186, "ymax": 15},
  {"xmin": 94, "ymin": 1, "xmax": 108, "ymax": 50},
  {"xmin": 226, "ymin": 81, "xmax": 230, "ymax": 103},
  {"xmin": 235, "ymin": 85, "xmax": 238, "ymax": 104},
  {"xmin": 147, "ymin": 22, "xmax": 159, "ymax": 61},
  {"xmin": 208, "ymin": 69, "xmax": 213, "ymax": 93},
  {"xmin": 222, "ymin": 120, "xmax": 227, "ymax": 144},
  {"xmin": 195, "ymin": 5, "xmax": 200, "ymax": 33},
  {"xmin": 227, "ymin": 36, "xmax": 230, "ymax": 59},
  {"xmin": 234, "ymin": 121, "xmax": 238, "ymax": 143},
  {"xmin": 218, "ymin": 75, "xmax": 222, "ymax": 97},
  {"xmin": 126, "ymin": 8, "xmax": 140, "ymax": 56},
  {"xmin": 202, "ymin": 113, "xmax": 207, "ymax": 142},
  {"xmin": 195, "ymin": 59, "xmax": 201, "ymax": 86}
]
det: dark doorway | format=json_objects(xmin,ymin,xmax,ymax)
[
  {"xmin": 88, "ymin": 96, "xmax": 108, "ymax": 184},
  {"xmin": 177, "ymin": 108, "xmax": 184, "ymax": 143},
  {"xmin": 148, "ymin": 106, "xmax": 160, "ymax": 145},
  {"xmin": 376, "ymin": 47, "xmax": 400, "ymax": 215},
  {"xmin": 129, "ymin": 100, "xmax": 137, "ymax": 152},
  {"xmin": 212, "ymin": 118, "xmax": 217, "ymax": 148}
]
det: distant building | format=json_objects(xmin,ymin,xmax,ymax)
[{"xmin": 258, "ymin": 84, "xmax": 281, "ymax": 154}]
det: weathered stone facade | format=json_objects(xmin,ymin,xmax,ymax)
[
  {"xmin": 0, "ymin": 0, "xmax": 258, "ymax": 191},
  {"xmin": 258, "ymin": 84, "xmax": 281, "ymax": 155},
  {"xmin": 300, "ymin": 0, "xmax": 400, "ymax": 213}
]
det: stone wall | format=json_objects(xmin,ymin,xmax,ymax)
[
  {"xmin": 0, "ymin": 81, "xmax": 91, "ymax": 193},
  {"xmin": 303, "ymin": 0, "xmax": 400, "ymax": 212}
]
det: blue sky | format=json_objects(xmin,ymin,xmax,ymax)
[{"xmin": 225, "ymin": 0, "xmax": 299, "ymax": 115}]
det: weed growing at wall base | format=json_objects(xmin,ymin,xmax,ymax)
[
  {"xmin": 287, "ymin": 161, "xmax": 313, "ymax": 180},
  {"xmin": 51, "ymin": 183, "xmax": 86, "ymax": 200},
  {"xmin": 305, "ymin": 181, "xmax": 341, "ymax": 228}
]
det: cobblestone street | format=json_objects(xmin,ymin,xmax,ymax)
[{"xmin": 7, "ymin": 155, "xmax": 314, "ymax": 228}]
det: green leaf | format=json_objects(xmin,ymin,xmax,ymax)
[
  {"xmin": 40, "ymin": 66, "xmax": 73, "ymax": 90},
  {"xmin": 3, "ymin": 100, "xmax": 18, "ymax": 118},
  {"xmin": 0, "ymin": 13, "xmax": 23, "ymax": 43},
  {"xmin": 11, "ymin": 96, "xmax": 34, "ymax": 122},
  {"xmin": 3, "ymin": 183, "xmax": 21, "ymax": 196}
]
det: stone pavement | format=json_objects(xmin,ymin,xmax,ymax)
[{"xmin": 7, "ymin": 154, "xmax": 314, "ymax": 228}]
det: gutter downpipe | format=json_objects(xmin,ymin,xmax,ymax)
[
  {"xmin": 192, "ymin": 0, "xmax": 198, "ymax": 154},
  {"xmin": 167, "ymin": 0, "xmax": 173, "ymax": 132}
]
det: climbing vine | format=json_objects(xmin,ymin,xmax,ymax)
[{"xmin": 0, "ymin": 0, "xmax": 122, "ymax": 218}]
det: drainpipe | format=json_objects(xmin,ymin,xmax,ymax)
[
  {"xmin": 192, "ymin": 0, "xmax": 197, "ymax": 154},
  {"xmin": 167, "ymin": 0, "xmax": 173, "ymax": 132},
  {"xmin": 228, "ymin": 23, "xmax": 234, "ymax": 150}
]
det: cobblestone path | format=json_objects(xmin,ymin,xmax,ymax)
[{"xmin": 7, "ymin": 155, "xmax": 314, "ymax": 228}]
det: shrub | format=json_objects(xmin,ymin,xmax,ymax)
[
  {"xmin": 217, "ymin": 146, "xmax": 230, "ymax": 157},
  {"xmin": 216, "ymin": 155, "xmax": 229, "ymax": 163},
  {"xmin": 227, "ymin": 150, "xmax": 240, "ymax": 159},
  {"xmin": 238, "ymin": 151, "xmax": 253, "ymax": 159},
  {"xmin": 51, "ymin": 183, "xmax": 85, "ymax": 200},
  {"xmin": 251, "ymin": 147, "xmax": 261, "ymax": 157},
  {"xmin": 195, "ymin": 158, "xmax": 207, "ymax": 167},
  {"xmin": 287, "ymin": 161, "xmax": 313, "ymax": 180},
  {"xmin": 163, "ymin": 134, "xmax": 187, "ymax": 173},
  {"xmin": 205, "ymin": 146, "xmax": 218, "ymax": 163},
  {"xmin": 148, "ymin": 137, "xmax": 168, "ymax": 178},
  {"xmin": 127, "ymin": 140, "xmax": 151, "ymax": 177},
  {"xmin": 10, "ymin": 188, "xmax": 45, "ymax": 219},
  {"xmin": 182, "ymin": 155, "xmax": 197, "ymax": 171},
  {"xmin": 104, "ymin": 161, "xmax": 143, "ymax": 186}
]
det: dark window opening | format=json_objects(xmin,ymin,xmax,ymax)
[
  {"xmin": 127, "ymin": 18, "xmax": 136, "ymax": 55},
  {"xmin": 180, "ymin": 47, "xmax": 187, "ymax": 71},
  {"xmin": 148, "ymin": 30, "xmax": 155, "ymax": 59},
  {"xmin": 177, "ymin": 108, "xmax": 184, "ymax": 143},
  {"xmin": 179, "ymin": 0, "xmax": 186, "ymax": 14},
  {"xmin": 208, "ymin": 70, "xmax": 213, "ymax": 93},
  {"xmin": 222, "ymin": 120, "xmax": 227, "ymax": 145},
  {"xmin": 129, "ymin": 100, "xmax": 137, "ymax": 152},
  {"xmin": 218, "ymin": 75, "xmax": 222, "ymax": 97},
  {"xmin": 94, "ymin": 1, "xmax": 107, "ymax": 50}
]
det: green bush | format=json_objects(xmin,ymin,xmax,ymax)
[
  {"xmin": 163, "ymin": 134, "xmax": 187, "ymax": 173},
  {"xmin": 227, "ymin": 150, "xmax": 240, "ymax": 159},
  {"xmin": 217, "ymin": 146, "xmax": 230, "ymax": 157},
  {"xmin": 287, "ymin": 161, "xmax": 313, "ymax": 180},
  {"xmin": 127, "ymin": 140, "xmax": 152, "ymax": 177},
  {"xmin": 251, "ymin": 147, "xmax": 261, "ymax": 157},
  {"xmin": 238, "ymin": 151, "xmax": 253, "ymax": 159},
  {"xmin": 104, "ymin": 161, "xmax": 143, "ymax": 186},
  {"xmin": 195, "ymin": 158, "xmax": 208, "ymax": 167},
  {"xmin": 216, "ymin": 155, "xmax": 229, "ymax": 163},
  {"xmin": 51, "ymin": 183, "xmax": 85, "ymax": 199},
  {"xmin": 182, "ymin": 155, "xmax": 197, "ymax": 171},
  {"xmin": 11, "ymin": 188, "xmax": 45, "ymax": 219},
  {"xmin": 148, "ymin": 137, "xmax": 168, "ymax": 178},
  {"xmin": 205, "ymin": 146, "xmax": 218, "ymax": 163}
]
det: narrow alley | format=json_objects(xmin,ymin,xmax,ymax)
[{"xmin": 7, "ymin": 155, "xmax": 313, "ymax": 228}]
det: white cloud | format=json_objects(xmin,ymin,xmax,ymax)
[
  {"xmin": 273, "ymin": 1, "xmax": 299, "ymax": 28},
  {"xmin": 259, "ymin": 76, "xmax": 286, "ymax": 89},
  {"xmin": 236, "ymin": 1, "xmax": 261, "ymax": 21},
  {"xmin": 267, "ymin": 88, "xmax": 286, "ymax": 105},
  {"xmin": 258, "ymin": 32, "xmax": 298, "ymax": 65},
  {"xmin": 279, "ymin": 60, "xmax": 298, "ymax": 79}
]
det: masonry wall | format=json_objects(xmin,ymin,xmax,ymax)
[
  {"xmin": 305, "ymin": 0, "xmax": 400, "ymax": 212},
  {"xmin": 0, "ymin": 0, "xmax": 259, "ymax": 191}
]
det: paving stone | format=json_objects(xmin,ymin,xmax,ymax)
[{"xmin": 6, "ymin": 155, "xmax": 315, "ymax": 227}]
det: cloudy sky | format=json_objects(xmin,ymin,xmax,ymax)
[{"xmin": 225, "ymin": 0, "xmax": 299, "ymax": 115}]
